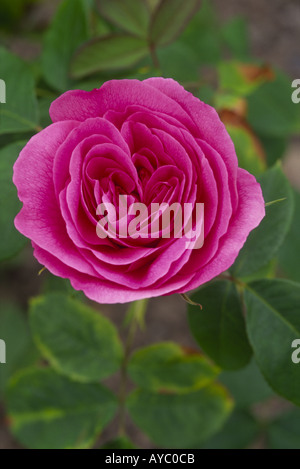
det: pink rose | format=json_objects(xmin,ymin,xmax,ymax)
[{"xmin": 13, "ymin": 78, "xmax": 265, "ymax": 303}]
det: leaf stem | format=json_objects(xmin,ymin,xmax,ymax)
[{"xmin": 118, "ymin": 299, "xmax": 148, "ymax": 436}]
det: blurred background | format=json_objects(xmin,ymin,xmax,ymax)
[{"xmin": 0, "ymin": 0, "xmax": 300, "ymax": 449}]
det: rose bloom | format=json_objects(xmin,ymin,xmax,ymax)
[{"xmin": 13, "ymin": 78, "xmax": 265, "ymax": 303}]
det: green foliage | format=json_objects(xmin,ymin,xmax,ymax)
[
  {"xmin": 37, "ymin": 97, "xmax": 54, "ymax": 128},
  {"xmin": 226, "ymin": 125, "xmax": 266, "ymax": 177},
  {"xmin": 97, "ymin": 0, "xmax": 150, "ymax": 37},
  {"xmin": 278, "ymin": 189, "xmax": 300, "ymax": 282},
  {"xmin": 0, "ymin": 48, "xmax": 38, "ymax": 134},
  {"xmin": 268, "ymin": 409, "xmax": 300, "ymax": 449},
  {"xmin": 127, "ymin": 384, "xmax": 233, "ymax": 448},
  {"xmin": 71, "ymin": 35, "xmax": 149, "ymax": 79},
  {"xmin": 30, "ymin": 293, "xmax": 123, "ymax": 382},
  {"xmin": 180, "ymin": 0, "xmax": 221, "ymax": 65},
  {"xmin": 219, "ymin": 360, "xmax": 274, "ymax": 408},
  {"xmin": 245, "ymin": 279, "xmax": 300, "ymax": 405},
  {"xmin": 101, "ymin": 437, "xmax": 137, "ymax": 449},
  {"xmin": 7, "ymin": 368, "xmax": 118, "ymax": 449},
  {"xmin": 42, "ymin": 0, "xmax": 89, "ymax": 91},
  {"xmin": 0, "ymin": 302, "xmax": 38, "ymax": 396},
  {"xmin": 260, "ymin": 135, "xmax": 288, "ymax": 167},
  {"xmin": 128, "ymin": 342, "xmax": 219, "ymax": 393},
  {"xmin": 245, "ymin": 279, "xmax": 300, "ymax": 406},
  {"xmin": 231, "ymin": 164, "xmax": 294, "ymax": 277},
  {"xmin": 188, "ymin": 280, "xmax": 252, "ymax": 370},
  {"xmin": 247, "ymin": 73, "xmax": 298, "ymax": 137},
  {"xmin": 149, "ymin": 0, "xmax": 202, "ymax": 47},
  {"xmin": 221, "ymin": 17, "xmax": 249, "ymax": 59},
  {"xmin": 202, "ymin": 410, "xmax": 258, "ymax": 449},
  {"xmin": 218, "ymin": 61, "xmax": 269, "ymax": 96},
  {"xmin": 0, "ymin": 142, "xmax": 28, "ymax": 260},
  {"xmin": 157, "ymin": 41, "xmax": 199, "ymax": 82}
]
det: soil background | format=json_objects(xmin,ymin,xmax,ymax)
[{"xmin": 0, "ymin": 0, "xmax": 299, "ymax": 449}]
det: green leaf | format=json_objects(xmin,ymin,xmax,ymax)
[
  {"xmin": 41, "ymin": 272, "xmax": 86, "ymax": 302},
  {"xmin": 128, "ymin": 342, "xmax": 219, "ymax": 393},
  {"xmin": 218, "ymin": 61, "xmax": 273, "ymax": 97},
  {"xmin": 101, "ymin": 437, "xmax": 136, "ymax": 449},
  {"xmin": 97, "ymin": 0, "xmax": 150, "ymax": 37},
  {"xmin": 72, "ymin": 79, "xmax": 104, "ymax": 92},
  {"xmin": 0, "ymin": 131, "xmax": 34, "ymax": 150},
  {"xmin": 157, "ymin": 41, "xmax": 199, "ymax": 83},
  {"xmin": 0, "ymin": 141, "xmax": 28, "ymax": 260},
  {"xmin": 42, "ymin": 272, "xmax": 74, "ymax": 295},
  {"xmin": 202, "ymin": 410, "xmax": 258, "ymax": 449},
  {"xmin": 42, "ymin": 0, "xmax": 89, "ymax": 91},
  {"xmin": 71, "ymin": 34, "xmax": 149, "ymax": 79},
  {"xmin": 226, "ymin": 124, "xmax": 266, "ymax": 178},
  {"xmin": 180, "ymin": 1, "xmax": 221, "ymax": 65},
  {"xmin": 92, "ymin": 14, "xmax": 112, "ymax": 38},
  {"xmin": 231, "ymin": 164, "xmax": 294, "ymax": 278},
  {"xmin": 38, "ymin": 97, "xmax": 54, "ymax": 128},
  {"xmin": 197, "ymin": 84, "xmax": 215, "ymax": 105},
  {"xmin": 188, "ymin": 280, "xmax": 252, "ymax": 370},
  {"xmin": 238, "ymin": 259, "xmax": 277, "ymax": 284},
  {"xmin": 219, "ymin": 359, "xmax": 274, "ymax": 408},
  {"xmin": 247, "ymin": 72, "xmax": 298, "ymax": 137},
  {"xmin": 30, "ymin": 293, "xmax": 123, "ymax": 382},
  {"xmin": 0, "ymin": 47, "xmax": 38, "ymax": 134},
  {"xmin": 127, "ymin": 384, "xmax": 233, "ymax": 448},
  {"xmin": 214, "ymin": 92, "xmax": 245, "ymax": 111},
  {"xmin": 268, "ymin": 409, "xmax": 300, "ymax": 449},
  {"xmin": 7, "ymin": 367, "xmax": 118, "ymax": 449},
  {"xmin": 260, "ymin": 135, "xmax": 287, "ymax": 167},
  {"xmin": 221, "ymin": 17, "xmax": 249, "ymax": 59},
  {"xmin": 0, "ymin": 302, "xmax": 37, "ymax": 396},
  {"xmin": 278, "ymin": 188, "xmax": 300, "ymax": 282},
  {"xmin": 245, "ymin": 279, "xmax": 300, "ymax": 406},
  {"xmin": 149, "ymin": 0, "xmax": 202, "ymax": 47}
]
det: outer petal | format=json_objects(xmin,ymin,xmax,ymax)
[
  {"xmin": 50, "ymin": 80, "xmax": 198, "ymax": 134},
  {"xmin": 13, "ymin": 122, "xmax": 97, "ymax": 276},
  {"xmin": 50, "ymin": 89, "xmax": 103, "ymax": 123},
  {"xmin": 32, "ymin": 244, "xmax": 194, "ymax": 303},
  {"xmin": 176, "ymin": 168, "xmax": 265, "ymax": 293}
]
